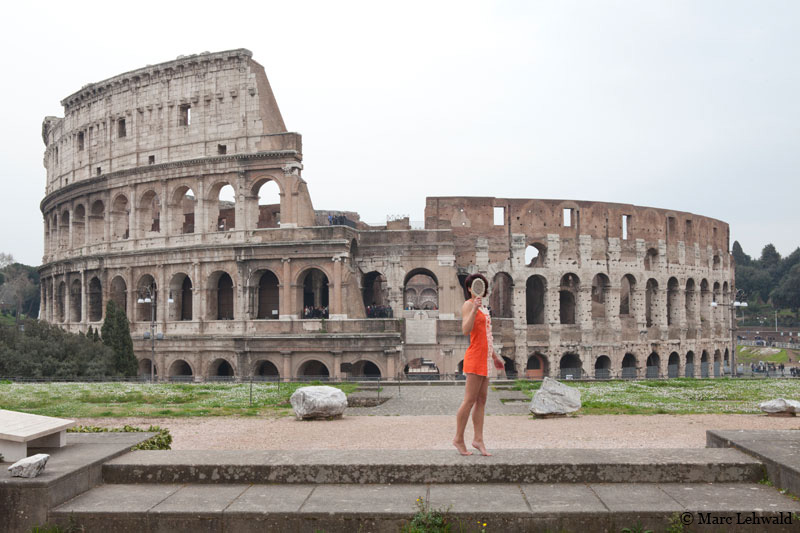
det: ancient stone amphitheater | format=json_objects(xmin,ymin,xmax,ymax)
[{"xmin": 39, "ymin": 49, "xmax": 735, "ymax": 381}]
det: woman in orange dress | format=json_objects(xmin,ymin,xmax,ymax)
[{"xmin": 453, "ymin": 273, "xmax": 503, "ymax": 456}]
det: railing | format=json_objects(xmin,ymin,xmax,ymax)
[
  {"xmin": 701, "ymin": 362, "xmax": 710, "ymax": 378},
  {"xmin": 594, "ymin": 368, "xmax": 611, "ymax": 380},
  {"xmin": 667, "ymin": 364, "xmax": 679, "ymax": 378},
  {"xmin": 621, "ymin": 367, "xmax": 637, "ymax": 379},
  {"xmin": 559, "ymin": 367, "xmax": 583, "ymax": 379},
  {"xmin": 685, "ymin": 363, "xmax": 695, "ymax": 378},
  {"xmin": 645, "ymin": 366, "xmax": 659, "ymax": 379}
]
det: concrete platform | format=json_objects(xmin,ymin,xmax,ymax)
[
  {"xmin": 50, "ymin": 482, "xmax": 800, "ymax": 532},
  {"xmin": 101, "ymin": 448, "xmax": 764, "ymax": 485},
  {"xmin": 708, "ymin": 429, "xmax": 800, "ymax": 496}
]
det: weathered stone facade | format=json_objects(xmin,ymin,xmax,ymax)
[{"xmin": 39, "ymin": 49, "xmax": 735, "ymax": 381}]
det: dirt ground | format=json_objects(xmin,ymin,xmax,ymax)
[{"xmin": 77, "ymin": 414, "xmax": 800, "ymax": 450}]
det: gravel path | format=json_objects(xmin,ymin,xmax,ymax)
[
  {"xmin": 346, "ymin": 384, "xmax": 527, "ymax": 415},
  {"xmin": 78, "ymin": 414, "xmax": 800, "ymax": 451}
]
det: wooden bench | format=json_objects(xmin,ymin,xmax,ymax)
[{"xmin": 0, "ymin": 409, "xmax": 75, "ymax": 462}]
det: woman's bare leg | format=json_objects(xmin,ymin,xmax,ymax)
[
  {"xmin": 453, "ymin": 374, "xmax": 482, "ymax": 455},
  {"xmin": 471, "ymin": 377, "xmax": 491, "ymax": 456}
]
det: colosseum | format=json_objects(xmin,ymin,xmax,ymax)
[{"xmin": 38, "ymin": 49, "xmax": 735, "ymax": 382}]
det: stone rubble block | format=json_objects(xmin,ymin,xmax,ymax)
[
  {"xmin": 759, "ymin": 398, "xmax": 800, "ymax": 416},
  {"xmin": 8, "ymin": 453, "xmax": 50, "ymax": 478},
  {"xmin": 290, "ymin": 386, "xmax": 347, "ymax": 420},
  {"xmin": 530, "ymin": 377, "xmax": 581, "ymax": 417}
]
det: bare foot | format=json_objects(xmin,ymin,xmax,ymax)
[
  {"xmin": 453, "ymin": 439, "xmax": 473, "ymax": 456},
  {"xmin": 472, "ymin": 441, "xmax": 492, "ymax": 456}
]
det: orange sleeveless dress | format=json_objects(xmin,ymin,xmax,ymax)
[{"xmin": 463, "ymin": 305, "xmax": 493, "ymax": 377}]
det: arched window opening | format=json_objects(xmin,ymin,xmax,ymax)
[
  {"xmin": 211, "ymin": 359, "xmax": 235, "ymax": 378},
  {"xmin": 255, "ymin": 360, "xmax": 280, "ymax": 381},
  {"xmin": 59, "ymin": 210, "xmax": 70, "ymax": 249},
  {"xmin": 525, "ymin": 275, "xmax": 545, "ymax": 324},
  {"xmin": 559, "ymin": 274, "xmax": 579, "ymax": 325},
  {"xmin": 685, "ymin": 351, "xmax": 695, "ymax": 378},
  {"xmin": 252, "ymin": 179, "xmax": 281, "ymax": 229},
  {"xmin": 49, "ymin": 214, "xmax": 58, "ymax": 253},
  {"xmin": 139, "ymin": 359, "xmax": 157, "ymax": 379},
  {"xmin": 301, "ymin": 269, "xmax": 329, "ymax": 317},
  {"xmin": 110, "ymin": 276, "xmax": 127, "ymax": 316},
  {"xmin": 645, "ymin": 279, "xmax": 658, "ymax": 327},
  {"xmin": 646, "ymin": 352, "xmax": 660, "ymax": 378},
  {"xmin": 72, "ymin": 204, "xmax": 86, "ymax": 248},
  {"xmin": 591, "ymin": 273, "xmax": 610, "ymax": 319},
  {"xmin": 621, "ymin": 353, "xmax": 637, "ymax": 379},
  {"xmin": 352, "ymin": 360, "xmax": 382, "ymax": 379},
  {"xmin": 594, "ymin": 355, "xmax": 611, "ymax": 379},
  {"xmin": 111, "ymin": 195, "xmax": 130, "ymax": 240},
  {"xmin": 620, "ymin": 274, "xmax": 635, "ymax": 316},
  {"xmin": 257, "ymin": 270, "xmax": 280, "ymax": 319},
  {"xmin": 88, "ymin": 277, "xmax": 102, "ymax": 322},
  {"xmin": 559, "ymin": 353, "xmax": 582, "ymax": 379},
  {"xmin": 171, "ymin": 187, "xmax": 196, "ymax": 234},
  {"xmin": 362, "ymin": 271, "xmax": 389, "ymax": 318},
  {"xmin": 644, "ymin": 248, "xmax": 658, "ymax": 271},
  {"xmin": 214, "ymin": 184, "xmax": 236, "ymax": 231},
  {"xmin": 136, "ymin": 275, "xmax": 157, "ymax": 322},
  {"xmin": 56, "ymin": 281, "xmax": 66, "ymax": 323},
  {"xmin": 685, "ymin": 279, "xmax": 697, "ymax": 324},
  {"xmin": 713, "ymin": 349, "xmax": 721, "ymax": 377},
  {"xmin": 700, "ymin": 350, "xmax": 710, "ymax": 378},
  {"xmin": 666, "ymin": 277, "xmax": 679, "ymax": 326},
  {"xmin": 713, "ymin": 255, "xmax": 721, "ymax": 270},
  {"xmin": 404, "ymin": 269, "xmax": 438, "ymax": 311},
  {"xmin": 168, "ymin": 360, "xmax": 193, "ymax": 381},
  {"xmin": 502, "ymin": 356, "xmax": 516, "ymax": 377},
  {"xmin": 525, "ymin": 243, "xmax": 546, "ymax": 267},
  {"xmin": 489, "ymin": 272, "xmax": 513, "ymax": 318},
  {"xmin": 168, "ymin": 273, "xmax": 193, "ymax": 321},
  {"xmin": 668, "ymin": 352, "xmax": 680, "ymax": 378},
  {"xmin": 89, "ymin": 200, "xmax": 105, "ymax": 244},
  {"xmin": 298, "ymin": 359, "xmax": 330, "ymax": 380},
  {"xmin": 208, "ymin": 272, "xmax": 234, "ymax": 320},
  {"xmin": 138, "ymin": 190, "xmax": 161, "ymax": 234},
  {"xmin": 69, "ymin": 278, "xmax": 82, "ymax": 322}
]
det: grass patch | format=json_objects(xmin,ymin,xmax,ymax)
[
  {"xmin": 515, "ymin": 378, "xmax": 800, "ymax": 415},
  {"xmin": 0, "ymin": 382, "xmax": 357, "ymax": 418},
  {"xmin": 737, "ymin": 346, "xmax": 792, "ymax": 365}
]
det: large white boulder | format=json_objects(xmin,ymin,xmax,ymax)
[
  {"xmin": 530, "ymin": 377, "xmax": 582, "ymax": 416},
  {"xmin": 759, "ymin": 398, "xmax": 800, "ymax": 416},
  {"xmin": 8, "ymin": 453, "xmax": 50, "ymax": 478},
  {"xmin": 290, "ymin": 386, "xmax": 348, "ymax": 420}
]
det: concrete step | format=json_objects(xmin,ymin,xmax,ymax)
[
  {"xmin": 50, "ymin": 482, "xmax": 800, "ymax": 532},
  {"xmin": 102, "ymin": 448, "xmax": 764, "ymax": 485}
]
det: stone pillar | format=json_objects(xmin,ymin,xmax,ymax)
[
  {"xmin": 157, "ymin": 265, "xmax": 167, "ymax": 329},
  {"xmin": 64, "ymin": 274, "xmax": 71, "ymax": 324},
  {"xmin": 546, "ymin": 285, "xmax": 560, "ymax": 325},
  {"xmin": 332, "ymin": 351, "xmax": 342, "ymax": 379},
  {"xmin": 80, "ymin": 270, "xmax": 87, "ymax": 323},
  {"xmin": 677, "ymin": 287, "xmax": 687, "ymax": 330},
  {"xmin": 332, "ymin": 257, "xmax": 343, "ymax": 318},
  {"xmin": 578, "ymin": 286, "xmax": 592, "ymax": 330},
  {"xmin": 280, "ymin": 258, "xmax": 293, "ymax": 318},
  {"xmin": 633, "ymin": 286, "xmax": 647, "ymax": 332},
  {"xmin": 235, "ymin": 171, "xmax": 247, "ymax": 232},
  {"xmin": 281, "ymin": 351, "xmax": 292, "ymax": 382},
  {"xmin": 607, "ymin": 284, "xmax": 621, "ymax": 330},
  {"xmin": 386, "ymin": 349, "xmax": 397, "ymax": 378},
  {"xmin": 126, "ymin": 267, "xmax": 135, "ymax": 320}
]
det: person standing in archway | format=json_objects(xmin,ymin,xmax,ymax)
[{"xmin": 453, "ymin": 273, "xmax": 503, "ymax": 456}]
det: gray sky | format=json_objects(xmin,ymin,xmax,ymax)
[{"xmin": 1, "ymin": 0, "xmax": 798, "ymax": 266}]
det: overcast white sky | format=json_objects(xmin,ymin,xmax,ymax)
[{"xmin": 1, "ymin": 0, "xmax": 797, "ymax": 266}]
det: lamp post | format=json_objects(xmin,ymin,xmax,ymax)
[
  {"xmin": 711, "ymin": 289, "xmax": 747, "ymax": 377},
  {"xmin": 137, "ymin": 284, "xmax": 173, "ymax": 382}
]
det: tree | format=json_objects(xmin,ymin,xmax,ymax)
[
  {"xmin": 771, "ymin": 263, "xmax": 800, "ymax": 311},
  {"xmin": 101, "ymin": 300, "xmax": 138, "ymax": 376},
  {"xmin": 731, "ymin": 241, "xmax": 751, "ymax": 266},
  {"xmin": 0, "ymin": 263, "xmax": 40, "ymax": 321},
  {"xmin": 760, "ymin": 244, "xmax": 781, "ymax": 270}
]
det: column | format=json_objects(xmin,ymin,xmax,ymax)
[
  {"xmin": 158, "ymin": 265, "xmax": 167, "ymax": 329},
  {"xmin": 80, "ymin": 270, "xmax": 87, "ymax": 323},
  {"xmin": 280, "ymin": 258, "xmax": 292, "ymax": 318},
  {"xmin": 126, "ymin": 267, "xmax": 135, "ymax": 320},
  {"xmin": 332, "ymin": 257, "xmax": 343, "ymax": 318},
  {"xmin": 281, "ymin": 351, "xmax": 292, "ymax": 382},
  {"xmin": 332, "ymin": 351, "xmax": 342, "ymax": 379},
  {"xmin": 64, "ymin": 274, "xmax": 71, "ymax": 324},
  {"xmin": 578, "ymin": 286, "xmax": 592, "ymax": 329},
  {"xmin": 546, "ymin": 285, "xmax": 560, "ymax": 325},
  {"xmin": 633, "ymin": 286, "xmax": 647, "ymax": 331}
]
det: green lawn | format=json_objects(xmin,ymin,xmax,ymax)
[
  {"xmin": 0, "ymin": 381, "xmax": 357, "ymax": 418},
  {"xmin": 513, "ymin": 378, "xmax": 800, "ymax": 415},
  {"xmin": 736, "ymin": 346, "xmax": 795, "ymax": 365}
]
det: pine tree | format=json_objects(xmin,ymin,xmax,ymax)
[{"xmin": 101, "ymin": 300, "xmax": 138, "ymax": 376}]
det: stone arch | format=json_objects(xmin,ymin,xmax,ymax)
[
  {"xmin": 72, "ymin": 204, "xmax": 86, "ymax": 248},
  {"xmin": 501, "ymin": 356, "xmax": 516, "ymax": 377},
  {"xmin": 256, "ymin": 269, "xmax": 280, "ymax": 319},
  {"xmin": 645, "ymin": 278, "xmax": 658, "ymax": 327},
  {"xmin": 254, "ymin": 359, "xmax": 281, "ymax": 380},
  {"xmin": 135, "ymin": 274, "xmax": 157, "ymax": 322},
  {"xmin": 591, "ymin": 273, "xmax": 610, "ymax": 319},
  {"xmin": 525, "ymin": 242, "xmax": 547, "ymax": 267},
  {"xmin": 298, "ymin": 267, "xmax": 330, "ymax": 316},
  {"xmin": 685, "ymin": 351, "xmax": 695, "ymax": 377},
  {"xmin": 404, "ymin": 268, "xmax": 438, "ymax": 310},
  {"xmin": 621, "ymin": 353, "xmax": 637, "ymax": 379},
  {"xmin": 110, "ymin": 275, "xmax": 127, "ymax": 316},
  {"xmin": 362, "ymin": 271, "xmax": 388, "ymax": 315},
  {"xmin": 69, "ymin": 278, "xmax": 82, "ymax": 322},
  {"xmin": 668, "ymin": 352, "xmax": 680, "ymax": 378},
  {"xmin": 58, "ymin": 209, "xmax": 70, "ymax": 249},
  {"xmin": 351, "ymin": 360, "xmax": 382, "ymax": 379},
  {"xmin": 169, "ymin": 273, "xmax": 193, "ymax": 321},
  {"xmin": 137, "ymin": 190, "xmax": 161, "ymax": 234},
  {"xmin": 208, "ymin": 270, "xmax": 234, "ymax": 320},
  {"xmin": 713, "ymin": 349, "xmax": 721, "ymax": 377},
  {"xmin": 644, "ymin": 247, "xmax": 659, "ymax": 271},
  {"xmin": 297, "ymin": 359, "xmax": 330, "ymax": 380},
  {"xmin": 56, "ymin": 281, "xmax": 66, "ymax": 323},
  {"xmin": 170, "ymin": 185, "xmax": 196, "ymax": 234},
  {"xmin": 138, "ymin": 359, "xmax": 157, "ymax": 379},
  {"xmin": 646, "ymin": 352, "xmax": 660, "ymax": 378},
  {"xmin": 620, "ymin": 274, "xmax": 636, "ymax": 316},
  {"xmin": 526, "ymin": 275, "xmax": 546, "ymax": 324},
  {"xmin": 559, "ymin": 273, "xmax": 579, "ymax": 325},
  {"xmin": 489, "ymin": 272, "xmax": 513, "ymax": 318},
  {"xmin": 208, "ymin": 181, "xmax": 236, "ymax": 231},
  {"xmin": 250, "ymin": 178, "xmax": 283, "ymax": 229},
  {"xmin": 666, "ymin": 277, "xmax": 680, "ymax": 326},
  {"xmin": 526, "ymin": 352, "xmax": 547, "ymax": 379},
  {"xmin": 89, "ymin": 200, "xmax": 105, "ymax": 244},
  {"xmin": 111, "ymin": 194, "xmax": 130, "ymax": 240},
  {"xmin": 594, "ymin": 355, "xmax": 612, "ymax": 379},
  {"xmin": 559, "ymin": 352, "xmax": 582, "ymax": 379},
  {"xmin": 168, "ymin": 359, "xmax": 194, "ymax": 380},
  {"xmin": 88, "ymin": 277, "xmax": 102, "ymax": 322},
  {"xmin": 209, "ymin": 358, "xmax": 235, "ymax": 378}
]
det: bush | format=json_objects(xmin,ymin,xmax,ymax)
[{"xmin": 68, "ymin": 425, "xmax": 172, "ymax": 450}]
